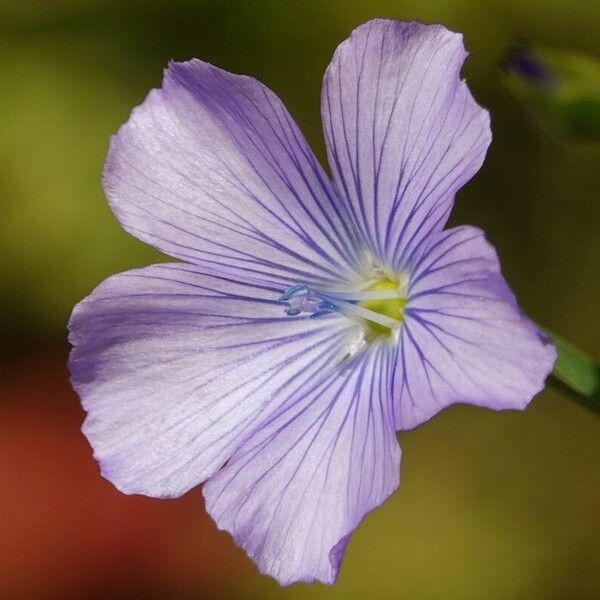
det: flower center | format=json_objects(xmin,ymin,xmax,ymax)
[
  {"xmin": 358, "ymin": 278, "xmax": 406, "ymax": 338},
  {"xmin": 279, "ymin": 274, "xmax": 407, "ymax": 340}
]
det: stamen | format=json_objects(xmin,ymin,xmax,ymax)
[
  {"xmin": 278, "ymin": 284, "xmax": 334, "ymax": 317},
  {"xmin": 326, "ymin": 298, "xmax": 401, "ymax": 330},
  {"xmin": 325, "ymin": 289, "xmax": 403, "ymax": 302},
  {"xmin": 279, "ymin": 283, "xmax": 403, "ymax": 331}
]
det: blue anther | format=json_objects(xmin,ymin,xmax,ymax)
[
  {"xmin": 310, "ymin": 301, "xmax": 336, "ymax": 318},
  {"xmin": 279, "ymin": 283, "xmax": 310, "ymax": 302},
  {"xmin": 279, "ymin": 283, "xmax": 332, "ymax": 317}
]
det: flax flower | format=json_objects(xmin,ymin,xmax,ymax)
[{"xmin": 69, "ymin": 19, "xmax": 556, "ymax": 585}]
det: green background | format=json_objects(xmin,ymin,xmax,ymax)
[{"xmin": 1, "ymin": 1, "xmax": 598, "ymax": 598}]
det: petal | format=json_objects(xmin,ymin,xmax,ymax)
[
  {"xmin": 203, "ymin": 342, "xmax": 400, "ymax": 585},
  {"xmin": 321, "ymin": 19, "xmax": 491, "ymax": 270},
  {"xmin": 104, "ymin": 60, "xmax": 359, "ymax": 287},
  {"xmin": 68, "ymin": 263, "xmax": 360, "ymax": 497},
  {"xmin": 394, "ymin": 226, "xmax": 556, "ymax": 430}
]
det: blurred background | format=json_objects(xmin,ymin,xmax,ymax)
[{"xmin": 1, "ymin": 0, "xmax": 599, "ymax": 598}]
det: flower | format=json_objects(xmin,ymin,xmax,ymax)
[{"xmin": 68, "ymin": 19, "xmax": 556, "ymax": 586}]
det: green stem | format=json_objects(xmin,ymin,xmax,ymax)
[{"xmin": 543, "ymin": 329, "xmax": 600, "ymax": 415}]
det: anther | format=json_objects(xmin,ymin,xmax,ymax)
[{"xmin": 279, "ymin": 282, "xmax": 403, "ymax": 331}]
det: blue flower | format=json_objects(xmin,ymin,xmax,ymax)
[{"xmin": 68, "ymin": 20, "xmax": 556, "ymax": 585}]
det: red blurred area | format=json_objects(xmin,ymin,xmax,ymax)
[{"xmin": 0, "ymin": 354, "xmax": 249, "ymax": 598}]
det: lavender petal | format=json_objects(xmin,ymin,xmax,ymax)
[
  {"xmin": 394, "ymin": 226, "xmax": 557, "ymax": 430},
  {"xmin": 321, "ymin": 19, "xmax": 492, "ymax": 270},
  {"xmin": 104, "ymin": 60, "xmax": 360, "ymax": 287},
  {"xmin": 203, "ymin": 341, "xmax": 400, "ymax": 585},
  {"xmin": 68, "ymin": 263, "xmax": 355, "ymax": 498}
]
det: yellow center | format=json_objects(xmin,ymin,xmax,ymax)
[{"xmin": 359, "ymin": 278, "xmax": 406, "ymax": 338}]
